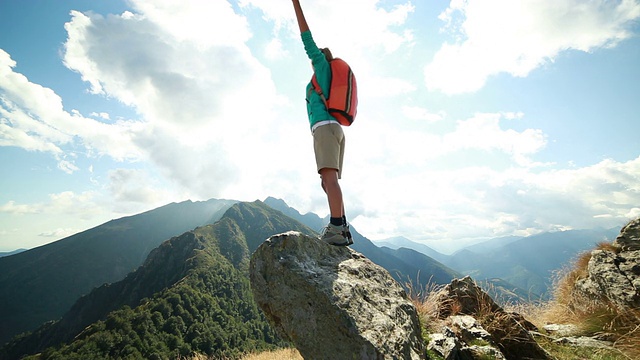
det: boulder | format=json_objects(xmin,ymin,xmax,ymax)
[
  {"xmin": 249, "ymin": 231, "xmax": 425, "ymax": 360},
  {"xmin": 575, "ymin": 218, "xmax": 640, "ymax": 308},
  {"xmin": 434, "ymin": 277, "xmax": 502, "ymax": 318},
  {"xmin": 434, "ymin": 276, "xmax": 552, "ymax": 360}
]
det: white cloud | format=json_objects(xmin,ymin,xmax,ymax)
[
  {"xmin": 47, "ymin": 191, "xmax": 104, "ymax": 219},
  {"xmin": 265, "ymin": 38, "xmax": 288, "ymax": 61},
  {"xmin": 0, "ymin": 201, "xmax": 41, "ymax": 215},
  {"xmin": 61, "ymin": 2, "xmax": 283, "ymax": 199},
  {"xmin": 350, "ymin": 155, "xmax": 640, "ymax": 252},
  {"xmin": 107, "ymin": 168, "xmax": 178, "ymax": 212},
  {"xmin": 627, "ymin": 208, "xmax": 640, "ymax": 218},
  {"xmin": 350, "ymin": 112, "xmax": 546, "ymax": 169},
  {"xmin": 63, "ymin": 4, "xmax": 278, "ymax": 130},
  {"xmin": 0, "ymin": 49, "xmax": 143, "ymax": 163},
  {"xmin": 425, "ymin": 0, "xmax": 640, "ymax": 94},
  {"xmin": 443, "ymin": 113, "xmax": 547, "ymax": 166},
  {"xmin": 130, "ymin": 0, "xmax": 252, "ymax": 48},
  {"xmin": 402, "ymin": 106, "xmax": 445, "ymax": 123},
  {"xmin": 0, "ymin": 189, "xmax": 151, "ymax": 249},
  {"xmin": 0, "ymin": 191, "xmax": 103, "ymax": 219},
  {"xmin": 364, "ymin": 76, "xmax": 416, "ymax": 98},
  {"xmin": 341, "ymin": 107, "xmax": 638, "ymax": 250},
  {"xmin": 38, "ymin": 228, "xmax": 77, "ymax": 238},
  {"xmin": 90, "ymin": 112, "xmax": 110, "ymax": 120},
  {"xmin": 242, "ymin": 0, "xmax": 415, "ymax": 56},
  {"xmin": 57, "ymin": 159, "xmax": 80, "ymax": 174}
]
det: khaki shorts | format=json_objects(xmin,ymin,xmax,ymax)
[{"xmin": 313, "ymin": 123, "xmax": 345, "ymax": 179}]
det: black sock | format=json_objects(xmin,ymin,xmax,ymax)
[
  {"xmin": 330, "ymin": 217, "xmax": 342, "ymax": 226},
  {"xmin": 342, "ymin": 215, "xmax": 347, "ymax": 226}
]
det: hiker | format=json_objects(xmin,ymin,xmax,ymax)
[{"xmin": 291, "ymin": 0, "xmax": 352, "ymax": 246}]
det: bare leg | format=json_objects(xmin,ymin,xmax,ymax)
[{"xmin": 319, "ymin": 168, "xmax": 343, "ymax": 218}]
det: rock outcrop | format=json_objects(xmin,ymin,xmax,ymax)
[
  {"xmin": 249, "ymin": 231, "xmax": 425, "ymax": 360},
  {"xmin": 430, "ymin": 276, "xmax": 552, "ymax": 360},
  {"xmin": 427, "ymin": 316, "xmax": 507, "ymax": 360},
  {"xmin": 575, "ymin": 218, "xmax": 640, "ymax": 308}
]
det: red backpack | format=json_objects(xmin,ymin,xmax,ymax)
[{"xmin": 311, "ymin": 58, "xmax": 358, "ymax": 126}]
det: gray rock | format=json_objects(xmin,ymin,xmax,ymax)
[
  {"xmin": 434, "ymin": 276, "xmax": 502, "ymax": 318},
  {"xmin": 542, "ymin": 324, "xmax": 579, "ymax": 337},
  {"xmin": 427, "ymin": 327, "xmax": 475, "ymax": 360},
  {"xmin": 448, "ymin": 315, "xmax": 493, "ymax": 345},
  {"xmin": 614, "ymin": 218, "xmax": 640, "ymax": 251},
  {"xmin": 249, "ymin": 231, "xmax": 425, "ymax": 360},
  {"xmin": 434, "ymin": 276, "xmax": 553, "ymax": 360},
  {"xmin": 448, "ymin": 316, "xmax": 505, "ymax": 360},
  {"xmin": 575, "ymin": 218, "xmax": 640, "ymax": 309},
  {"xmin": 428, "ymin": 321, "xmax": 506, "ymax": 360},
  {"xmin": 467, "ymin": 345, "xmax": 506, "ymax": 360},
  {"xmin": 553, "ymin": 336, "xmax": 614, "ymax": 349}
]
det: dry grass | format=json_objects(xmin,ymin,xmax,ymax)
[
  {"xmin": 403, "ymin": 276, "xmax": 446, "ymax": 335},
  {"xmin": 241, "ymin": 348, "xmax": 302, "ymax": 360},
  {"xmin": 187, "ymin": 348, "xmax": 302, "ymax": 360},
  {"xmin": 512, "ymin": 240, "xmax": 638, "ymax": 359}
]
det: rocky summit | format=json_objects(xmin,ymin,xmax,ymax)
[
  {"xmin": 249, "ymin": 231, "xmax": 425, "ymax": 360},
  {"xmin": 575, "ymin": 218, "xmax": 640, "ymax": 308}
]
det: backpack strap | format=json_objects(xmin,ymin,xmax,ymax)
[{"xmin": 310, "ymin": 74, "xmax": 329, "ymax": 109}]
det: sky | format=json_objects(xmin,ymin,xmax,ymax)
[{"xmin": 1, "ymin": 0, "xmax": 639, "ymax": 254}]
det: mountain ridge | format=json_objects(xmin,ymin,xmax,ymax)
[
  {"xmin": 0, "ymin": 198, "xmax": 237, "ymax": 345},
  {"xmin": 1, "ymin": 200, "xmax": 313, "ymax": 359}
]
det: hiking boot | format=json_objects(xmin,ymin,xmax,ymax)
[
  {"xmin": 320, "ymin": 223, "xmax": 350, "ymax": 246},
  {"xmin": 343, "ymin": 223, "xmax": 353, "ymax": 245}
]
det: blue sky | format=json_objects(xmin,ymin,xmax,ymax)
[{"xmin": 1, "ymin": 0, "xmax": 639, "ymax": 253}]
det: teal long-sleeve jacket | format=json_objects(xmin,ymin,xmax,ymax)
[{"xmin": 301, "ymin": 30, "xmax": 337, "ymax": 130}]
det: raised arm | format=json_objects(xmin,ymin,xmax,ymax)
[{"xmin": 292, "ymin": 0, "xmax": 310, "ymax": 33}]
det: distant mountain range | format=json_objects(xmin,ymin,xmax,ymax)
[
  {"xmin": 374, "ymin": 236, "xmax": 450, "ymax": 263},
  {"xmin": 0, "ymin": 196, "xmax": 618, "ymax": 357},
  {"xmin": 376, "ymin": 228, "xmax": 620, "ymax": 298}
]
